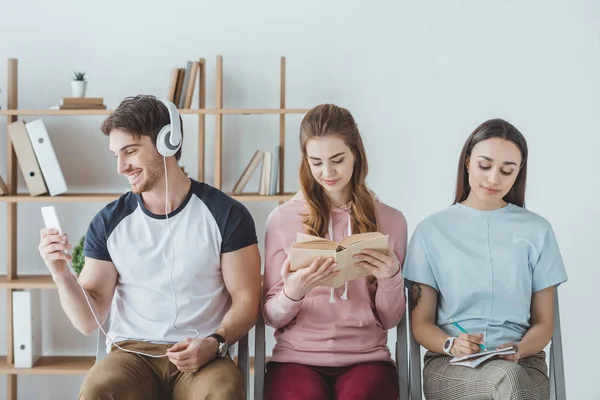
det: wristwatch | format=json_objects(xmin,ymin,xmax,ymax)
[
  {"xmin": 207, "ymin": 333, "xmax": 228, "ymax": 358},
  {"xmin": 443, "ymin": 337, "xmax": 457, "ymax": 356}
]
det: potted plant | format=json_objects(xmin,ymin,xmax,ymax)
[
  {"xmin": 71, "ymin": 236, "xmax": 85, "ymax": 276},
  {"xmin": 71, "ymin": 71, "xmax": 87, "ymax": 98}
]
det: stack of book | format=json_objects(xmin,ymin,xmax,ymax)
[
  {"xmin": 232, "ymin": 146, "xmax": 280, "ymax": 195},
  {"xmin": 167, "ymin": 61, "xmax": 200, "ymax": 109},
  {"xmin": 50, "ymin": 97, "xmax": 106, "ymax": 110}
]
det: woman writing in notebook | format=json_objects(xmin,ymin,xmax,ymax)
[
  {"xmin": 404, "ymin": 118, "xmax": 568, "ymax": 400},
  {"xmin": 262, "ymin": 104, "xmax": 407, "ymax": 400}
]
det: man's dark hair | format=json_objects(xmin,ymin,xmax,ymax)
[{"xmin": 101, "ymin": 95, "xmax": 184, "ymax": 161}]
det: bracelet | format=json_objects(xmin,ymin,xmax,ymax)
[{"xmin": 282, "ymin": 287, "xmax": 303, "ymax": 302}]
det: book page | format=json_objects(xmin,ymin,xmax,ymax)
[
  {"xmin": 344, "ymin": 234, "xmax": 389, "ymax": 282},
  {"xmin": 289, "ymin": 248, "xmax": 337, "ymax": 272},
  {"xmin": 339, "ymin": 232, "xmax": 386, "ymax": 247},
  {"xmin": 296, "ymin": 232, "xmax": 327, "ymax": 243},
  {"xmin": 292, "ymin": 241, "xmax": 342, "ymax": 251},
  {"xmin": 450, "ymin": 346, "xmax": 517, "ymax": 368}
]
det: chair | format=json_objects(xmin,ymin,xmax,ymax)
[
  {"xmin": 396, "ymin": 286, "xmax": 411, "ymax": 400},
  {"xmin": 94, "ymin": 314, "xmax": 110, "ymax": 362},
  {"xmin": 405, "ymin": 280, "xmax": 567, "ymax": 400},
  {"xmin": 254, "ymin": 312, "xmax": 266, "ymax": 400},
  {"xmin": 405, "ymin": 280, "xmax": 423, "ymax": 400},
  {"xmin": 549, "ymin": 290, "xmax": 566, "ymax": 400}
]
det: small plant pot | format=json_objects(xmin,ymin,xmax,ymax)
[{"xmin": 71, "ymin": 80, "xmax": 87, "ymax": 98}]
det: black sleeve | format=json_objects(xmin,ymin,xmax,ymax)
[
  {"xmin": 83, "ymin": 210, "xmax": 112, "ymax": 262},
  {"xmin": 220, "ymin": 201, "xmax": 258, "ymax": 253}
]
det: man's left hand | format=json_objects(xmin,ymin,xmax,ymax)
[{"xmin": 167, "ymin": 337, "xmax": 218, "ymax": 373}]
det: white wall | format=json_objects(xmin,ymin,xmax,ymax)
[{"xmin": 0, "ymin": 0, "xmax": 597, "ymax": 398}]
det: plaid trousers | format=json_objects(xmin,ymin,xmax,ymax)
[{"xmin": 422, "ymin": 351, "xmax": 550, "ymax": 400}]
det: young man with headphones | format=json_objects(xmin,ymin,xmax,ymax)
[{"xmin": 38, "ymin": 95, "xmax": 261, "ymax": 399}]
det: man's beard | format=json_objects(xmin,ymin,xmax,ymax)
[{"xmin": 131, "ymin": 156, "xmax": 164, "ymax": 194}]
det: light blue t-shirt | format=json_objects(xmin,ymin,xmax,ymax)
[{"xmin": 403, "ymin": 202, "xmax": 568, "ymax": 351}]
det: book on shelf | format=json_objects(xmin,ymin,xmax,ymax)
[
  {"xmin": 289, "ymin": 232, "xmax": 389, "ymax": 288},
  {"xmin": 25, "ymin": 120, "xmax": 68, "ymax": 196},
  {"xmin": 7, "ymin": 120, "xmax": 48, "ymax": 196},
  {"xmin": 0, "ymin": 173, "xmax": 8, "ymax": 195},
  {"xmin": 50, "ymin": 97, "xmax": 106, "ymax": 110},
  {"xmin": 232, "ymin": 150, "xmax": 264, "ymax": 195},
  {"xmin": 167, "ymin": 61, "xmax": 200, "ymax": 109},
  {"xmin": 269, "ymin": 146, "xmax": 280, "ymax": 195},
  {"xmin": 259, "ymin": 151, "xmax": 272, "ymax": 195},
  {"xmin": 231, "ymin": 145, "xmax": 280, "ymax": 196},
  {"xmin": 13, "ymin": 289, "xmax": 42, "ymax": 368},
  {"xmin": 7, "ymin": 119, "xmax": 68, "ymax": 196}
]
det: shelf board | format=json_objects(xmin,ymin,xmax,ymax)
[
  {"xmin": 0, "ymin": 108, "xmax": 308, "ymax": 116},
  {"xmin": 0, "ymin": 355, "xmax": 266, "ymax": 375},
  {"xmin": 0, "ymin": 356, "xmax": 95, "ymax": 374},
  {"xmin": 0, "ymin": 193, "xmax": 124, "ymax": 203},
  {"xmin": 229, "ymin": 192, "xmax": 294, "ymax": 202},
  {"xmin": 0, "ymin": 193, "xmax": 294, "ymax": 203},
  {"xmin": 0, "ymin": 275, "xmax": 55, "ymax": 289}
]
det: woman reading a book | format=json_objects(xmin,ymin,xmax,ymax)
[
  {"xmin": 403, "ymin": 118, "xmax": 568, "ymax": 400},
  {"xmin": 261, "ymin": 104, "xmax": 408, "ymax": 400}
]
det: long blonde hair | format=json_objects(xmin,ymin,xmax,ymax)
[{"xmin": 299, "ymin": 104, "xmax": 377, "ymax": 237}]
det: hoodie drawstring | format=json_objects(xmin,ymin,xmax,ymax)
[
  {"xmin": 328, "ymin": 212, "xmax": 352, "ymax": 303},
  {"xmin": 341, "ymin": 282, "xmax": 348, "ymax": 300}
]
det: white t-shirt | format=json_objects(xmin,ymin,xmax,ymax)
[{"xmin": 84, "ymin": 179, "xmax": 257, "ymax": 348}]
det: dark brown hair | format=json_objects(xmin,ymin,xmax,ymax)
[
  {"xmin": 299, "ymin": 104, "xmax": 377, "ymax": 237},
  {"xmin": 100, "ymin": 95, "xmax": 183, "ymax": 161},
  {"xmin": 454, "ymin": 118, "xmax": 528, "ymax": 207}
]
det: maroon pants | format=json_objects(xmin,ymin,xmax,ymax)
[{"xmin": 264, "ymin": 360, "xmax": 399, "ymax": 400}]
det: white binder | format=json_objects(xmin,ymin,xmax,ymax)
[
  {"xmin": 25, "ymin": 119, "xmax": 68, "ymax": 196},
  {"xmin": 13, "ymin": 289, "xmax": 42, "ymax": 368}
]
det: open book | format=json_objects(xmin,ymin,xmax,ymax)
[
  {"xmin": 289, "ymin": 232, "xmax": 389, "ymax": 288},
  {"xmin": 450, "ymin": 346, "xmax": 517, "ymax": 368}
]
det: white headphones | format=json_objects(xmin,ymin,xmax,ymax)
[{"xmin": 156, "ymin": 99, "xmax": 182, "ymax": 158}]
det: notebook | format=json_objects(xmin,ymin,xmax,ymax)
[
  {"xmin": 450, "ymin": 345, "xmax": 517, "ymax": 368},
  {"xmin": 289, "ymin": 231, "xmax": 389, "ymax": 288}
]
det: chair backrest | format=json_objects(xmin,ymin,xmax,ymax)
[
  {"xmin": 254, "ymin": 312, "xmax": 267, "ymax": 400},
  {"xmin": 549, "ymin": 290, "xmax": 566, "ymax": 400},
  {"xmin": 95, "ymin": 313, "xmax": 110, "ymax": 362},
  {"xmin": 405, "ymin": 280, "xmax": 423, "ymax": 400},
  {"xmin": 396, "ymin": 286, "xmax": 410, "ymax": 400}
]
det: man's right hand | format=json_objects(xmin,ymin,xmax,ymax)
[
  {"xmin": 450, "ymin": 333, "xmax": 484, "ymax": 358},
  {"xmin": 281, "ymin": 256, "xmax": 339, "ymax": 301},
  {"xmin": 39, "ymin": 228, "xmax": 72, "ymax": 278}
]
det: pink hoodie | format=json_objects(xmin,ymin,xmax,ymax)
[{"xmin": 262, "ymin": 191, "xmax": 407, "ymax": 367}]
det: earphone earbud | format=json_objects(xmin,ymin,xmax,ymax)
[{"xmin": 156, "ymin": 99, "xmax": 182, "ymax": 158}]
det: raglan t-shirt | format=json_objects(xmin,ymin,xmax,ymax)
[{"xmin": 84, "ymin": 179, "xmax": 257, "ymax": 349}]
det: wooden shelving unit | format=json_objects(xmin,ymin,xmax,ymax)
[
  {"xmin": 0, "ymin": 108, "xmax": 308, "ymax": 116},
  {"xmin": 0, "ymin": 356, "xmax": 95, "ymax": 375},
  {"xmin": 0, "ymin": 275, "xmax": 56, "ymax": 289},
  {"xmin": 1, "ymin": 55, "xmax": 307, "ymax": 400},
  {"xmin": 0, "ymin": 193, "xmax": 295, "ymax": 203}
]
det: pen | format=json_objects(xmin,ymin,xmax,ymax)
[{"xmin": 449, "ymin": 318, "xmax": 487, "ymax": 351}]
